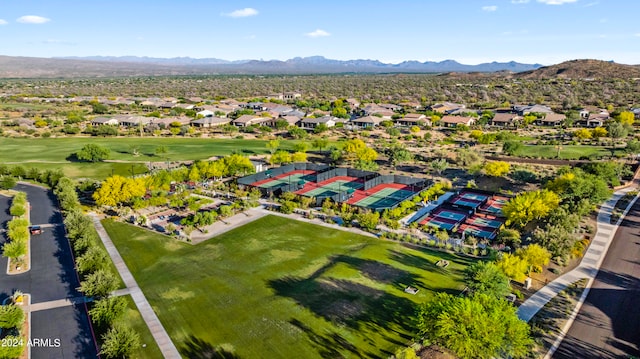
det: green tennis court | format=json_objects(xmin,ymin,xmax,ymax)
[
  {"xmin": 257, "ymin": 173, "xmax": 309, "ymax": 189},
  {"xmin": 302, "ymin": 179, "xmax": 363, "ymax": 197},
  {"xmin": 355, "ymin": 187, "xmax": 414, "ymax": 209},
  {"xmin": 468, "ymin": 217, "xmax": 503, "ymax": 228}
]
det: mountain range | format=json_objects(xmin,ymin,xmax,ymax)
[
  {"xmin": 1, "ymin": 55, "xmax": 638, "ymax": 79},
  {"xmin": 0, "ymin": 55, "xmax": 543, "ymax": 78},
  {"xmin": 58, "ymin": 55, "xmax": 543, "ymax": 73}
]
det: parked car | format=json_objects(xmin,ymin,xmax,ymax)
[{"xmin": 29, "ymin": 225, "xmax": 43, "ymax": 235}]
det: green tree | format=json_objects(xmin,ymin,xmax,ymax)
[
  {"xmin": 291, "ymin": 152, "xmax": 308, "ymax": 162},
  {"xmin": 496, "ymin": 253, "xmax": 529, "ymax": 282},
  {"xmin": 314, "ymin": 123, "xmax": 330, "ymax": 134},
  {"xmin": 356, "ymin": 211, "xmax": 380, "ymax": 231},
  {"xmin": 89, "ymin": 296, "xmax": 127, "ymax": 326},
  {"xmin": 617, "ymin": 111, "xmax": 635, "ymax": 126},
  {"xmin": 0, "ymin": 337, "xmax": 24, "ymax": 358},
  {"xmin": 0, "ymin": 304, "xmax": 25, "ymax": 328},
  {"xmin": 76, "ymin": 246, "xmax": 108, "ymax": 274},
  {"xmin": 516, "ymin": 244, "xmax": 551, "ymax": 275},
  {"xmin": 100, "ymin": 324, "xmax": 141, "ymax": 359},
  {"xmin": 270, "ymin": 150, "xmax": 292, "ymax": 165},
  {"xmin": 76, "ymin": 144, "xmax": 110, "ymax": 162},
  {"xmin": 78, "ymin": 269, "xmax": 119, "ymax": 298},
  {"xmin": 484, "ymin": 161, "xmax": 510, "ymax": 177},
  {"xmin": 573, "ymin": 128, "xmax": 592, "ymax": 140},
  {"xmin": 416, "ymin": 293, "xmax": 532, "ymax": 359},
  {"xmin": 502, "ymin": 140, "xmax": 523, "ymax": 156},
  {"xmin": 464, "ymin": 261, "xmax": 511, "ymax": 298},
  {"xmin": 430, "ymin": 158, "xmax": 448, "ymax": 175},
  {"xmin": 312, "ymin": 137, "xmax": 329, "ymax": 153},
  {"xmin": 293, "ymin": 141, "xmax": 310, "ymax": 153},
  {"xmin": 606, "ymin": 121, "xmax": 628, "ymax": 140},
  {"xmin": 2, "ymin": 240, "xmax": 27, "ymax": 262},
  {"xmin": 502, "ymin": 190, "xmax": 560, "ymax": 228},
  {"xmin": 0, "ymin": 176, "xmax": 17, "ymax": 190},
  {"xmin": 266, "ymin": 139, "xmax": 280, "ymax": 154}
]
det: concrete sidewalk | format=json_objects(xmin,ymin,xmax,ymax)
[
  {"xmin": 517, "ymin": 186, "xmax": 639, "ymax": 322},
  {"xmin": 90, "ymin": 213, "xmax": 182, "ymax": 359}
]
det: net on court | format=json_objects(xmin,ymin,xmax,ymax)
[
  {"xmin": 466, "ymin": 215, "xmax": 504, "ymax": 229},
  {"xmin": 253, "ymin": 170, "xmax": 316, "ymax": 190},
  {"xmin": 450, "ymin": 196, "xmax": 483, "ymax": 209},
  {"xmin": 354, "ymin": 187, "xmax": 416, "ymax": 209},
  {"xmin": 459, "ymin": 192, "xmax": 489, "ymax": 202},
  {"xmin": 459, "ymin": 224, "xmax": 498, "ymax": 240},
  {"xmin": 419, "ymin": 208, "xmax": 468, "ymax": 231},
  {"xmin": 480, "ymin": 196, "xmax": 509, "ymax": 215},
  {"xmin": 299, "ymin": 178, "xmax": 363, "ymax": 198}
]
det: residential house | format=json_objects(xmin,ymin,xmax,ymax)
[
  {"xmin": 362, "ymin": 104, "xmax": 394, "ymax": 118},
  {"xmin": 187, "ymin": 97, "xmax": 204, "ymax": 104},
  {"xmin": 346, "ymin": 98, "xmax": 360, "ymax": 110},
  {"xmin": 633, "ymin": 108, "xmax": 640, "ymax": 119},
  {"xmin": 118, "ymin": 116, "xmax": 151, "ymax": 127},
  {"xmin": 395, "ymin": 113, "xmax": 430, "ymax": 127},
  {"xmin": 191, "ymin": 117, "xmax": 231, "ymax": 128},
  {"xmin": 265, "ymin": 115, "xmax": 301, "ymax": 128},
  {"xmin": 489, "ymin": 113, "xmax": 521, "ymax": 127},
  {"xmin": 299, "ymin": 116, "xmax": 337, "ymax": 130},
  {"xmin": 350, "ymin": 115, "xmax": 384, "ymax": 129},
  {"xmin": 441, "ymin": 115, "xmax": 475, "ymax": 128},
  {"xmin": 91, "ymin": 117, "xmax": 119, "ymax": 126},
  {"xmin": 150, "ymin": 116, "xmax": 192, "ymax": 127},
  {"xmin": 513, "ymin": 104, "xmax": 553, "ymax": 116},
  {"xmin": 378, "ymin": 103, "xmax": 402, "ymax": 112},
  {"xmin": 281, "ymin": 109, "xmax": 306, "ymax": 118},
  {"xmin": 245, "ymin": 102, "xmax": 267, "ymax": 111},
  {"xmin": 536, "ymin": 113, "xmax": 566, "ymax": 126},
  {"xmin": 159, "ymin": 102, "xmax": 177, "ymax": 109},
  {"xmin": 431, "ymin": 102, "xmax": 466, "ymax": 114},
  {"xmin": 197, "ymin": 109, "xmax": 215, "ymax": 118},
  {"xmin": 232, "ymin": 115, "xmax": 267, "ymax": 127},
  {"xmin": 175, "ymin": 103, "xmax": 195, "ymax": 110},
  {"xmin": 283, "ymin": 92, "xmax": 302, "ymax": 101},
  {"xmin": 584, "ymin": 113, "xmax": 609, "ymax": 128}
]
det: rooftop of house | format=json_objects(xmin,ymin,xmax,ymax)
[
  {"xmin": 441, "ymin": 115, "xmax": 475, "ymax": 124},
  {"xmin": 491, "ymin": 113, "xmax": 520, "ymax": 122}
]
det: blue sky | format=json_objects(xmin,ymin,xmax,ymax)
[{"xmin": 0, "ymin": 0, "xmax": 638, "ymax": 65}]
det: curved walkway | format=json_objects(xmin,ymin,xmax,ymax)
[
  {"xmin": 517, "ymin": 185, "xmax": 639, "ymax": 322},
  {"xmin": 90, "ymin": 213, "xmax": 181, "ymax": 359}
]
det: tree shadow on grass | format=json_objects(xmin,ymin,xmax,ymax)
[
  {"xmin": 289, "ymin": 318, "xmax": 383, "ymax": 359},
  {"xmin": 270, "ymin": 263, "xmax": 417, "ymax": 332},
  {"xmin": 179, "ymin": 335, "xmax": 241, "ymax": 359}
]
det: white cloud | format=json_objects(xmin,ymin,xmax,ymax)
[
  {"xmin": 635, "ymin": 33, "xmax": 640, "ymax": 37},
  {"xmin": 244, "ymin": 34, "xmax": 256, "ymax": 40},
  {"xmin": 16, "ymin": 15, "xmax": 50, "ymax": 24},
  {"xmin": 482, "ymin": 5, "xmax": 498, "ymax": 11},
  {"xmin": 222, "ymin": 8, "xmax": 258, "ymax": 18},
  {"xmin": 584, "ymin": 1, "xmax": 599, "ymax": 6},
  {"xmin": 305, "ymin": 29, "xmax": 330, "ymax": 38},
  {"xmin": 536, "ymin": 0, "xmax": 578, "ymax": 5},
  {"xmin": 0, "ymin": 19, "xmax": 8, "ymax": 25},
  {"xmin": 511, "ymin": 0, "xmax": 530, "ymax": 3}
]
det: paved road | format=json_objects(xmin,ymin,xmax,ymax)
[
  {"xmin": 553, "ymin": 198, "xmax": 640, "ymax": 359},
  {"xmin": 0, "ymin": 184, "xmax": 98, "ymax": 358}
]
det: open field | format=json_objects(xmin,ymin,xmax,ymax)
[
  {"xmin": 103, "ymin": 215, "xmax": 472, "ymax": 358},
  {"xmin": 511, "ymin": 144, "xmax": 614, "ymax": 160},
  {"xmin": 0, "ymin": 137, "xmax": 325, "ymax": 179}
]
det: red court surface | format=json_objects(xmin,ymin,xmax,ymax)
[{"xmin": 480, "ymin": 196, "xmax": 509, "ymax": 215}]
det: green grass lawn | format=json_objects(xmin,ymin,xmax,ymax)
[
  {"xmin": 91, "ymin": 294, "xmax": 163, "ymax": 359},
  {"xmin": 511, "ymin": 144, "xmax": 613, "ymax": 160},
  {"xmin": 0, "ymin": 137, "xmax": 320, "ymax": 179},
  {"xmin": 103, "ymin": 216, "xmax": 472, "ymax": 358}
]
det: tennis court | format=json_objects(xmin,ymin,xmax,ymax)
[
  {"xmin": 434, "ymin": 209, "xmax": 467, "ymax": 222},
  {"xmin": 296, "ymin": 176, "xmax": 363, "ymax": 198},
  {"xmin": 450, "ymin": 197, "xmax": 483, "ymax": 209},
  {"xmin": 421, "ymin": 216, "xmax": 458, "ymax": 231},
  {"xmin": 466, "ymin": 216, "xmax": 504, "ymax": 229},
  {"xmin": 459, "ymin": 224, "xmax": 498, "ymax": 240},
  {"xmin": 481, "ymin": 196, "xmax": 509, "ymax": 215},
  {"xmin": 460, "ymin": 192, "xmax": 489, "ymax": 202},
  {"xmin": 252, "ymin": 170, "xmax": 317, "ymax": 190},
  {"xmin": 354, "ymin": 186, "xmax": 416, "ymax": 210}
]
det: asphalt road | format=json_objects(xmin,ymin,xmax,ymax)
[
  {"xmin": 0, "ymin": 184, "xmax": 98, "ymax": 358},
  {"xmin": 553, "ymin": 198, "xmax": 640, "ymax": 359}
]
